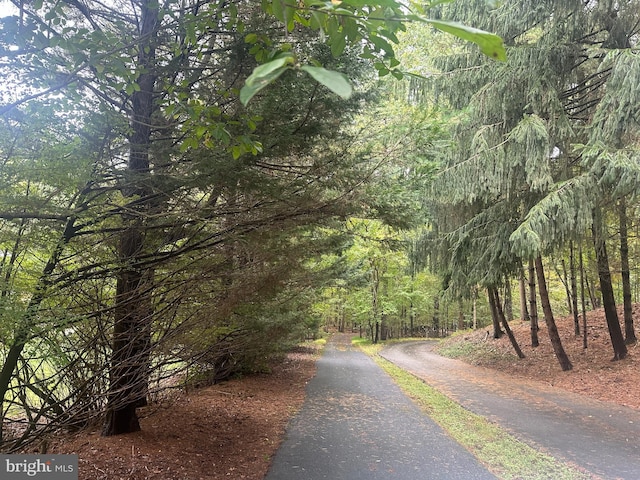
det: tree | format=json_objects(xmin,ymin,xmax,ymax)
[
  {"xmin": 528, "ymin": 259, "xmax": 540, "ymax": 348},
  {"xmin": 426, "ymin": 0, "xmax": 640, "ymax": 367},
  {"xmin": 618, "ymin": 198, "xmax": 637, "ymax": 345},
  {"xmin": 569, "ymin": 241, "xmax": 580, "ymax": 336},
  {"xmin": 592, "ymin": 206, "xmax": 627, "ymax": 360},
  {"xmin": 487, "ymin": 287, "xmax": 503, "ymax": 339},
  {"xmin": 535, "ymin": 256, "xmax": 572, "ymax": 371},
  {"xmin": 492, "ymin": 286, "xmax": 525, "ymax": 358},
  {"xmin": 0, "ymin": 0, "xmax": 509, "ymax": 442},
  {"xmin": 0, "ymin": 0, "xmax": 397, "ymax": 442}
]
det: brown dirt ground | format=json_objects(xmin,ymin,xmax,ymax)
[
  {"xmin": 439, "ymin": 305, "xmax": 640, "ymax": 410},
  {"xmin": 40, "ymin": 306, "xmax": 639, "ymax": 479},
  {"xmin": 43, "ymin": 344, "xmax": 321, "ymax": 480}
]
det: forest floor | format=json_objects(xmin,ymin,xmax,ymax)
[
  {"xmin": 43, "ymin": 306, "xmax": 639, "ymax": 479},
  {"xmin": 46, "ymin": 343, "xmax": 321, "ymax": 480},
  {"xmin": 436, "ymin": 305, "xmax": 640, "ymax": 410}
]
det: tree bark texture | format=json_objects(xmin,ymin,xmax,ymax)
[
  {"xmin": 528, "ymin": 259, "xmax": 539, "ymax": 348},
  {"xmin": 492, "ymin": 288, "xmax": 525, "ymax": 359},
  {"xmin": 592, "ymin": 207, "xmax": 627, "ymax": 360},
  {"xmin": 579, "ymin": 242, "xmax": 588, "ymax": 349},
  {"xmin": 535, "ymin": 256, "xmax": 572, "ymax": 371},
  {"xmin": 457, "ymin": 297, "xmax": 465, "ymax": 330},
  {"xmin": 103, "ymin": 227, "xmax": 152, "ymax": 435},
  {"xmin": 619, "ymin": 199, "xmax": 636, "ymax": 345},
  {"xmin": 472, "ymin": 286, "xmax": 478, "ymax": 330},
  {"xmin": 519, "ymin": 265, "xmax": 529, "ymax": 322},
  {"xmin": 409, "ymin": 300, "xmax": 414, "ymax": 337},
  {"xmin": 370, "ymin": 260, "xmax": 379, "ymax": 344},
  {"xmin": 569, "ymin": 242, "xmax": 580, "ymax": 336},
  {"xmin": 102, "ymin": 0, "xmax": 158, "ymax": 436},
  {"xmin": 487, "ymin": 287, "xmax": 503, "ymax": 339}
]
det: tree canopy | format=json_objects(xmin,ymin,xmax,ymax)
[{"xmin": 1, "ymin": 0, "xmax": 639, "ymax": 452}]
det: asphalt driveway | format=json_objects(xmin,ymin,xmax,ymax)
[
  {"xmin": 265, "ymin": 335, "xmax": 496, "ymax": 480},
  {"xmin": 380, "ymin": 340, "xmax": 640, "ymax": 480}
]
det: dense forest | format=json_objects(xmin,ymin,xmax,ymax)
[{"xmin": 0, "ymin": 0, "xmax": 638, "ymax": 453}]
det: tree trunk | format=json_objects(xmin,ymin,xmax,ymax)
[
  {"xmin": 487, "ymin": 287, "xmax": 503, "ymax": 339},
  {"xmin": 569, "ymin": 241, "xmax": 580, "ymax": 335},
  {"xmin": 619, "ymin": 199, "xmax": 636, "ymax": 345},
  {"xmin": 519, "ymin": 264, "xmax": 530, "ymax": 321},
  {"xmin": 528, "ymin": 258, "xmax": 539, "ymax": 347},
  {"xmin": 579, "ymin": 242, "xmax": 588, "ymax": 349},
  {"xmin": 585, "ymin": 273, "xmax": 599, "ymax": 309},
  {"xmin": 535, "ymin": 256, "xmax": 572, "ymax": 371},
  {"xmin": 559, "ymin": 258, "xmax": 572, "ymax": 314},
  {"xmin": 493, "ymin": 288, "xmax": 525, "ymax": 359},
  {"xmin": 102, "ymin": 0, "xmax": 158, "ymax": 436},
  {"xmin": 103, "ymin": 227, "xmax": 154, "ymax": 436},
  {"xmin": 592, "ymin": 207, "xmax": 627, "ymax": 360}
]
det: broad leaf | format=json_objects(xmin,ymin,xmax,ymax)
[
  {"xmin": 241, "ymin": 67, "xmax": 289, "ymax": 105},
  {"xmin": 241, "ymin": 54, "xmax": 295, "ymax": 105},
  {"xmin": 427, "ymin": 19, "xmax": 506, "ymax": 61},
  {"xmin": 245, "ymin": 54, "xmax": 293, "ymax": 87},
  {"xmin": 300, "ymin": 65, "xmax": 353, "ymax": 99}
]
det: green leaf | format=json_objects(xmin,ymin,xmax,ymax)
[
  {"xmin": 241, "ymin": 57, "xmax": 292, "ymax": 105},
  {"xmin": 283, "ymin": 1, "xmax": 296, "ymax": 31},
  {"xmin": 370, "ymin": 34, "xmax": 395, "ymax": 57},
  {"xmin": 427, "ymin": 19, "xmax": 506, "ymax": 61},
  {"xmin": 271, "ymin": 0, "xmax": 284, "ymax": 22},
  {"xmin": 340, "ymin": 0, "xmax": 399, "ymax": 6},
  {"xmin": 246, "ymin": 53, "xmax": 293, "ymax": 86},
  {"xmin": 310, "ymin": 11, "xmax": 326, "ymax": 30},
  {"xmin": 300, "ymin": 65, "xmax": 352, "ymax": 99},
  {"xmin": 331, "ymin": 33, "xmax": 347, "ymax": 57},
  {"xmin": 231, "ymin": 145, "xmax": 243, "ymax": 160}
]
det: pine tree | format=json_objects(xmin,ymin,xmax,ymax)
[{"xmin": 423, "ymin": 0, "xmax": 640, "ymax": 366}]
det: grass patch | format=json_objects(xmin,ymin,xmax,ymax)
[
  {"xmin": 435, "ymin": 332, "xmax": 509, "ymax": 365},
  {"xmin": 354, "ymin": 338, "xmax": 593, "ymax": 480}
]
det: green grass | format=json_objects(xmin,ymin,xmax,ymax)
[
  {"xmin": 354, "ymin": 338, "xmax": 594, "ymax": 480},
  {"xmin": 436, "ymin": 335, "xmax": 506, "ymax": 364}
]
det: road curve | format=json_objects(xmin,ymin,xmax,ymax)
[
  {"xmin": 266, "ymin": 334, "xmax": 496, "ymax": 480},
  {"xmin": 381, "ymin": 341, "xmax": 640, "ymax": 480}
]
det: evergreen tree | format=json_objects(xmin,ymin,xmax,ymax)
[
  {"xmin": 416, "ymin": 0, "xmax": 640, "ymax": 365},
  {"xmin": 0, "ymin": 0, "xmax": 430, "ymax": 442}
]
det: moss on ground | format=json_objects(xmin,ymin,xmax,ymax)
[{"xmin": 354, "ymin": 338, "xmax": 594, "ymax": 480}]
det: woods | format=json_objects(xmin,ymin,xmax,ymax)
[{"xmin": 0, "ymin": 0, "xmax": 639, "ymax": 462}]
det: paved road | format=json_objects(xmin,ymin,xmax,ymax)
[
  {"xmin": 266, "ymin": 335, "xmax": 496, "ymax": 480},
  {"xmin": 381, "ymin": 341, "xmax": 640, "ymax": 480}
]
